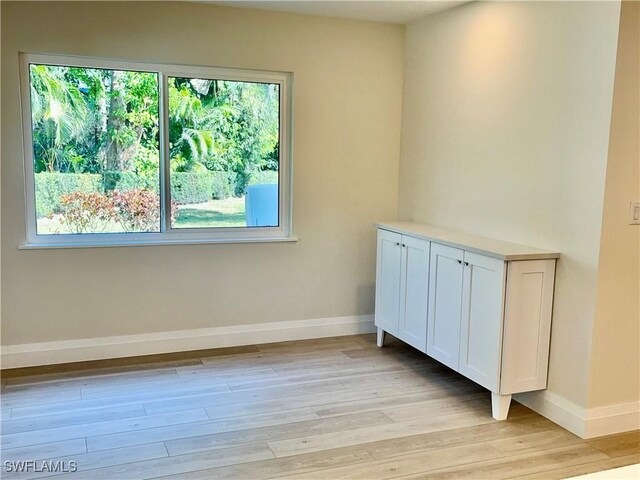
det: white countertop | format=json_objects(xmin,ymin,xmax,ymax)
[{"xmin": 375, "ymin": 222, "xmax": 560, "ymax": 261}]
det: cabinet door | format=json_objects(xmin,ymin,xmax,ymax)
[
  {"xmin": 374, "ymin": 229, "xmax": 402, "ymax": 336},
  {"xmin": 427, "ymin": 243, "xmax": 464, "ymax": 370},
  {"xmin": 459, "ymin": 252, "xmax": 506, "ymax": 392},
  {"xmin": 398, "ymin": 235, "xmax": 430, "ymax": 352}
]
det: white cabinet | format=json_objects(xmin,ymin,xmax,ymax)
[
  {"xmin": 374, "ymin": 230, "xmax": 403, "ymax": 338},
  {"xmin": 398, "ymin": 235, "xmax": 430, "ymax": 352},
  {"xmin": 426, "ymin": 243, "xmax": 464, "ymax": 370},
  {"xmin": 374, "ymin": 230, "xmax": 429, "ymax": 352},
  {"xmin": 374, "ymin": 222, "xmax": 559, "ymax": 421},
  {"xmin": 458, "ymin": 251, "xmax": 506, "ymax": 393},
  {"xmin": 426, "ymin": 246, "xmax": 506, "ymax": 391}
]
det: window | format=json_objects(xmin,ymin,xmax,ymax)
[{"xmin": 20, "ymin": 54, "xmax": 292, "ymax": 247}]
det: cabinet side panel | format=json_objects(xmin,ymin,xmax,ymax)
[
  {"xmin": 375, "ymin": 229, "xmax": 403, "ymax": 336},
  {"xmin": 501, "ymin": 259, "xmax": 556, "ymax": 394}
]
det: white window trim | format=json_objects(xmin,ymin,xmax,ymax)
[{"xmin": 19, "ymin": 53, "xmax": 294, "ymax": 248}]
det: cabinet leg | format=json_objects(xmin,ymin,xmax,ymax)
[
  {"xmin": 491, "ymin": 393, "xmax": 512, "ymax": 420},
  {"xmin": 376, "ymin": 328, "xmax": 385, "ymax": 348}
]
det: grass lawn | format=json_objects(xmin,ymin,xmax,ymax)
[
  {"xmin": 174, "ymin": 196, "xmax": 246, "ymax": 228},
  {"xmin": 36, "ymin": 196, "xmax": 247, "ymax": 234}
]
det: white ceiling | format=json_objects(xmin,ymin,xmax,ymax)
[{"xmin": 203, "ymin": 1, "xmax": 469, "ymax": 24}]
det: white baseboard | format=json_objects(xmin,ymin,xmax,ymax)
[
  {"xmin": 515, "ymin": 390, "xmax": 640, "ymax": 439},
  {"xmin": 0, "ymin": 315, "xmax": 376, "ymax": 369},
  {"xmin": 584, "ymin": 401, "xmax": 640, "ymax": 438},
  {"xmin": 515, "ymin": 390, "xmax": 587, "ymax": 437}
]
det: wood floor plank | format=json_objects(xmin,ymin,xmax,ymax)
[
  {"xmin": 271, "ymin": 356, "xmax": 426, "ymax": 376},
  {"xmin": 152, "ymin": 446, "xmax": 374, "ymax": 480},
  {"xmin": 3, "ymin": 360, "xmax": 202, "ymax": 387},
  {"xmin": 2, "ymin": 382, "xmax": 93, "ymax": 398},
  {"xmin": 2, "ymin": 363, "xmax": 93, "ymax": 382},
  {"xmin": 9, "ymin": 397, "xmax": 142, "ymax": 421},
  {"xmin": 279, "ymin": 442, "xmax": 505, "ymax": 480},
  {"xmin": 2, "ymin": 442, "xmax": 169, "ymax": 480},
  {"xmin": 0, "ymin": 438, "xmax": 86, "ymax": 463},
  {"xmin": 334, "ymin": 368, "xmax": 469, "ymax": 392},
  {"xmin": 2, "ymin": 409, "xmax": 208, "ymax": 449},
  {"xmin": 508, "ymin": 453, "xmax": 640, "ymax": 479},
  {"xmin": 352, "ymin": 414, "xmax": 551, "ymax": 461},
  {"xmin": 198, "ymin": 349, "xmax": 355, "ymax": 368},
  {"xmin": 314, "ymin": 378, "xmax": 488, "ymax": 416},
  {"xmin": 226, "ymin": 364, "xmax": 442, "ymax": 392},
  {"xmin": 204, "ymin": 384, "xmax": 438, "ymax": 421},
  {"xmin": 1, "ymin": 404, "xmax": 147, "ymax": 435},
  {"xmin": 164, "ymin": 411, "xmax": 395, "ymax": 457},
  {"xmin": 342, "ymin": 351, "xmax": 443, "ymax": 370},
  {"xmin": 48, "ymin": 444, "xmax": 273, "ymax": 480},
  {"xmin": 79, "ymin": 369, "xmax": 279, "ymax": 400},
  {"xmin": 379, "ymin": 393, "xmax": 490, "ymax": 422},
  {"xmin": 342, "ymin": 343, "xmax": 426, "ymax": 361},
  {"xmin": 587, "ymin": 430, "xmax": 640, "ymax": 458},
  {"xmin": 487, "ymin": 429, "xmax": 583, "ymax": 455},
  {"xmin": 86, "ymin": 407, "xmax": 320, "ymax": 452},
  {"xmin": 78, "ymin": 344, "xmax": 256, "ymax": 368},
  {"xmin": 142, "ymin": 378, "xmax": 351, "ymax": 416},
  {"xmin": 0, "ymin": 344, "xmax": 257, "ymax": 382},
  {"xmin": 161, "ymin": 414, "xmax": 553, "ymax": 480},
  {"xmin": 78, "ymin": 381, "xmax": 231, "ymax": 403},
  {"xmin": 174, "ymin": 365, "xmax": 279, "ymax": 381},
  {"xmin": 273, "ymin": 362, "xmax": 434, "ymax": 381},
  {"xmin": 312, "ymin": 390, "xmax": 452, "ymax": 418},
  {"xmin": 3, "ymin": 369, "xmax": 182, "ymax": 393},
  {"xmin": 267, "ymin": 410, "xmax": 497, "ymax": 458},
  {"xmin": 1, "ymin": 389, "xmax": 82, "ymax": 409},
  {"xmin": 1, "ymin": 407, "xmax": 12, "ymax": 420},
  {"xmin": 9, "ymin": 383, "xmax": 229, "ymax": 420},
  {"xmin": 395, "ymin": 444, "xmax": 610, "ymax": 480},
  {"xmin": 172, "ymin": 353, "xmax": 357, "ymax": 378},
  {"xmin": 258, "ymin": 343, "xmax": 366, "ymax": 355},
  {"xmin": 255, "ymin": 338, "xmax": 366, "ymax": 353}
]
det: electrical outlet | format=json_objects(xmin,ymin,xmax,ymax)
[{"xmin": 630, "ymin": 201, "xmax": 640, "ymax": 225}]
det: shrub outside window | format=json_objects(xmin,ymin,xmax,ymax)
[{"xmin": 20, "ymin": 54, "xmax": 292, "ymax": 247}]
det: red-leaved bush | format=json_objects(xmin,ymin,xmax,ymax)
[
  {"xmin": 60, "ymin": 191, "xmax": 114, "ymax": 233},
  {"xmin": 112, "ymin": 189, "xmax": 161, "ymax": 232},
  {"xmin": 59, "ymin": 189, "xmax": 173, "ymax": 233}
]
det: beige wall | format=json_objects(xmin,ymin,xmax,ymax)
[
  {"xmin": 589, "ymin": 0, "xmax": 640, "ymax": 409},
  {"xmin": 398, "ymin": 1, "xmax": 620, "ymax": 408},
  {"xmin": 0, "ymin": 2, "xmax": 404, "ymax": 344}
]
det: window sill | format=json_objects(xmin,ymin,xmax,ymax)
[{"xmin": 19, "ymin": 236, "xmax": 299, "ymax": 250}]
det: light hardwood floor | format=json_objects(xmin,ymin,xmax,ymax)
[{"xmin": 1, "ymin": 334, "xmax": 638, "ymax": 479}]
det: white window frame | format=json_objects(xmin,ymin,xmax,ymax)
[{"xmin": 19, "ymin": 53, "xmax": 294, "ymax": 248}]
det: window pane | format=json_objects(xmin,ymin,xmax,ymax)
[
  {"xmin": 168, "ymin": 77, "xmax": 280, "ymax": 229},
  {"xmin": 29, "ymin": 64, "xmax": 160, "ymax": 234}
]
